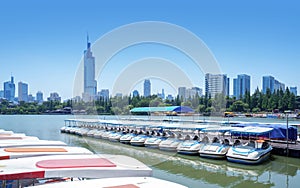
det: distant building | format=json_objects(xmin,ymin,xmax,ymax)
[
  {"xmin": 83, "ymin": 35, "xmax": 97, "ymax": 102},
  {"xmin": 3, "ymin": 76, "xmax": 15, "ymax": 102},
  {"xmin": 98, "ymin": 89, "xmax": 109, "ymax": 101},
  {"xmin": 28, "ymin": 94, "xmax": 35, "ymax": 102},
  {"xmin": 47, "ymin": 92, "xmax": 61, "ymax": 102},
  {"xmin": 205, "ymin": 73, "xmax": 229, "ymax": 98},
  {"xmin": 191, "ymin": 87, "xmax": 203, "ymax": 97},
  {"xmin": 0, "ymin": 90, "xmax": 4, "ymax": 98},
  {"xmin": 72, "ymin": 96, "xmax": 81, "ymax": 103},
  {"xmin": 166, "ymin": 94, "xmax": 174, "ymax": 101},
  {"xmin": 178, "ymin": 87, "xmax": 186, "ymax": 101},
  {"xmin": 18, "ymin": 82, "xmax": 28, "ymax": 102},
  {"xmin": 262, "ymin": 75, "xmax": 285, "ymax": 93},
  {"xmin": 132, "ymin": 90, "xmax": 139, "ymax": 97},
  {"xmin": 115, "ymin": 93, "xmax": 123, "ymax": 98},
  {"xmin": 274, "ymin": 79, "xmax": 285, "ymax": 92},
  {"xmin": 157, "ymin": 89, "xmax": 165, "ymax": 99},
  {"xmin": 233, "ymin": 74, "xmax": 250, "ymax": 99},
  {"xmin": 290, "ymin": 87, "xmax": 297, "ymax": 96},
  {"xmin": 36, "ymin": 91, "xmax": 43, "ymax": 104},
  {"xmin": 262, "ymin": 76, "xmax": 275, "ymax": 94},
  {"xmin": 143, "ymin": 79, "xmax": 151, "ymax": 97}
]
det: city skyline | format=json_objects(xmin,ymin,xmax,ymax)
[{"xmin": 1, "ymin": 1, "xmax": 299, "ymax": 100}]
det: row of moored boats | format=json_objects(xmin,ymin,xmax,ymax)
[
  {"xmin": 0, "ymin": 128, "xmax": 187, "ymax": 188},
  {"xmin": 61, "ymin": 123, "xmax": 274, "ymax": 165}
]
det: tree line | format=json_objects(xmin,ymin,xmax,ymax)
[{"xmin": 0, "ymin": 87, "xmax": 299, "ymax": 115}]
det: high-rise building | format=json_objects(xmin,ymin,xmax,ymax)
[
  {"xmin": 205, "ymin": 73, "xmax": 229, "ymax": 98},
  {"xmin": 262, "ymin": 76, "xmax": 284, "ymax": 93},
  {"xmin": 98, "ymin": 89, "xmax": 109, "ymax": 101},
  {"xmin": 262, "ymin": 76, "xmax": 275, "ymax": 94},
  {"xmin": 83, "ymin": 35, "xmax": 97, "ymax": 102},
  {"xmin": 132, "ymin": 90, "xmax": 139, "ymax": 97},
  {"xmin": 3, "ymin": 76, "xmax": 15, "ymax": 102},
  {"xmin": 18, "ymin": 82, "xmax": 28, "ymax": 102},
  {"xmin": 36, "ymin": 91, "xmax": 43, "ymax": 104},
  {"xmin": 233, "ymin": 74, "xmax": 250, "ymax": 99},
  {"xmin": 178, "ymin": 87, "xmax": 186, "ymax": 101},
  {"xmin": 143, "ymin": 79, "xmax": 151, "ymax": 97},
  {"xmin": 290, "ymin": 87, "xmax": 297, "ymax": 96},
  {"xmin": 47, "ymin": 92, "xmax": 61, "ymax": 102},
  {"xmin": 274, "ymin": 80, "xmax": 285, "ymax": 92}
]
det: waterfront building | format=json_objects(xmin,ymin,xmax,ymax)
[
  {"xmin": 36, "ymin": 91, "xmax": 43, "ymax": 104},
  {"xmin": 262, "ymin": 75, "xmax": 285, "ymax": 93},
  {"xmin": 205, "ymin": 73, "xmax": 229, "ymax": 98},
  {"xmin": 47, "ymin": 92, "xmax": 61, "ymax": 102},
  {"xmin": 233, "ymin": 74, "xmax": 250, "ymax": 99},
  {"xmin": 3, "ymin": 76, "xmax": 15, "ymax": 102},
  {"xmin": 98, "ymin": 89, "xmax": 109, "ymax": 101},
  {"xmin": 18, "ymin": 82, "xmax": 28, "ymax": 102},
  {"xmin": 83, "ymin": 35, "xmax": 97, "ymax": 102},
  {"xmin": 132, "ymin": 90, "xmax": 139, "ymax": 97},
  {"xmin": 290, "ymin": 87, "xmax": 297, "ymax": 96},
  {"xmin": 143, "ymin": 79, "xmax": 151, "ymax": 97}
]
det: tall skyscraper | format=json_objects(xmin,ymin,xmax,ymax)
[
  {"xmin": 290, "ymin": 87, "xmax": 297, "ymax": 96},
  {"xmin": 205, "ymin": 73, "xmax": 229, "ymax": 98},
  {"xmin": 18, "ymin": 82, "xmax": 28, "ymax": 102},
  {"xmin": 262, "ymin": 75, "xmax": 284, "ymax": 93},
  {"xmin": 4, "ymin": 76, "xmax": 15, "ymax": 102},
  {"xmin": 83, "ymin": 35, "xmax": 97, "ymax": 102},
  {"xmin": 143, "ymin": 79, "xmax": 151, "ymax": 97},
  {"xmin": 36, "ymin": 91, "xmax": 43, "ymax": 104},
  {"xmin": 233, "ymin": 74, "xmax": 250, "ymax": 99}
]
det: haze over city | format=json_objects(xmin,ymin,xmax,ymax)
[{"xmin": 0, "ymin": 0, "xmax": 299, "ymax": 100}]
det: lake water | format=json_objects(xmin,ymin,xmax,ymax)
[{"xmin": 0, "ymin": 115, "xmax": 299, "ymax": 188}]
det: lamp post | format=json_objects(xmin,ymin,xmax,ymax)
[{"xmin": 284, "ymin": 110, "xmax": 292, "ymax": 156}]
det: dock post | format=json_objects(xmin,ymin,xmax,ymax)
[{"xmin": 284, "ymin": 110, "xmax": 292, "ymax": 157}]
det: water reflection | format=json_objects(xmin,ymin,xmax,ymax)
[{"xmin": 62, "ymin": 134, "xmax": 299, "ymax": 188}]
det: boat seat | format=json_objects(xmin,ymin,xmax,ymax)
[
  {"xmin": 233, "ymin": 140, "xmax": 241, "ymax": 146},
  {"xmin": 223, "ymin": 139, "xmax": 230, "ymax": 145},
  {"xmin": 212, "ymin": 137, "xmax": 220, "ymax": 143},
  {"xmin": 248, "ymin": 141, "xmax": 255, "ymax": 148}
]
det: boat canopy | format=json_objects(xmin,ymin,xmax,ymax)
[
  {"xmin": 130, "ymin": 106, "xmax": 194, "ymax": 114},
  {"xmin": 232, "ymin": 123, "xmax": 298, "ymax": 141}
]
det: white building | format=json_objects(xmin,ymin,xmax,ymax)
[
  {"xmin": 205, "ymin": 73, "xmax": 229, "ymax": 98},
  {"xmin": 18, "ymin": 81, "xmax": 28, "ymax": 102}
]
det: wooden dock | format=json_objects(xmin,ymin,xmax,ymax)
[{"xmin": 271, "ymin": 142, "xmax": 300, "ymax": 158}]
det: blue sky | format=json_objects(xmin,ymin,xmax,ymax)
[{"xmin": 0, "ymin": 0, "xmax": 299, "ymax": 100}]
